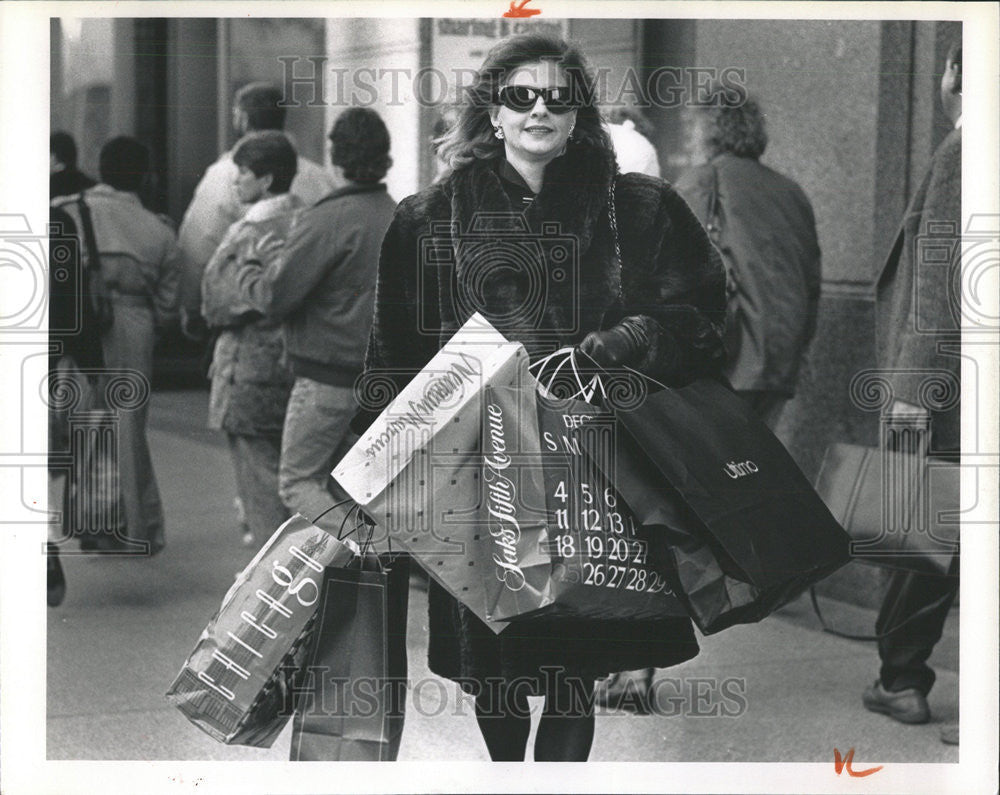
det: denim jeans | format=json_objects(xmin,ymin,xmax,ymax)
[
  {"xmin": 227, "ymin": 433, "xmax": 288, "ymax": 541},
  {"xmin": 279, "ymin": 377, "xmax": 358, "ymax": 533}
]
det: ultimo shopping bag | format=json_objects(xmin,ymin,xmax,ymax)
[
  {"xmin": 289, "ymin": 555, "xmax": 409, "ymax": 761},
  {"xmin": 611, "ymin": 375, "xmax": 852, "ymax": 634},
  {"xmin": 477, "ymin": 380, "xmax": 688, "ymax": 623},
  {"xmin": 333, "ymin": 313, "xmax": 529, "ymax": 633},
  {"xmin": 166, "ymin": 514, "xmax": 358, "ymax": 747}
]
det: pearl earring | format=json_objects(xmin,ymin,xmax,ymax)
[{"xmin": 493, "ymin": 125, "xmax": 505, "ymax": 140}]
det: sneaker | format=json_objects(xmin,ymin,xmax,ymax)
[
  {"xmin": 241, "ymin": 527, "xmax": 255, "ymax": 547},
  {"xmin": 595, "ymin": 669, "xmax": 654, "ymax": 714},
  {"xmin": 862, "ymin": 680, "xmax": 930, "ymax": 724}
]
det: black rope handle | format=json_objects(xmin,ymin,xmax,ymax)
[{"xmin": 337, "ymin": 503, "xmax": 363, "ymax": 541}]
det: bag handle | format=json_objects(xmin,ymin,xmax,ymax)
[
  {"xmin": 311, "ymin": 498, "xmax": 354, "ymax": 538},
  {"xmin": 530, "ymin": 347, "xmax": 606, "ymax": 403},
  {"xmin": 809, "ymin": 585, "xmax": 955, "ymax": 642}
]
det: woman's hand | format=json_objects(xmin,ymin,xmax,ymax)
[{"xmin": 578, "ymin": 316, "xmax": 651, "ymax": 367}]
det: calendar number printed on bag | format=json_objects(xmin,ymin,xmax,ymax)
[{"xmin": 536, "ymin": 404, "xmax": 675, "ymax": 600}]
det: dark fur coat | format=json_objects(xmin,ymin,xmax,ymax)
[
  {"xmin": 368, "ymin": 140, "xmax": 726, "ymax": 385},
  {"xmin": 366, "ymin": 141, "xmax": 728, "ymax": 687}
]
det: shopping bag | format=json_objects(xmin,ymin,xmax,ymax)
[
  {"xmin": 333, "ymin": 313, "xmax": 530, "ymax": 633},
  {"xmin": 166, "ymin": 514, "xmax": 358, "ymax": 747},
  {"xmin": 610, "ymin": 374, "xmax": 851, "ymax": 634},
  {"xmin": 51, "ymin": 363, "xmax": 134, "ymax": 553},
  {"xmin": 814, "ymin": 443, "xmax": 958, "ymax": 574},
  {"xmin": 478, "ymin": 380, "xmax": 687, "ymax": 623},
  {"xmin": 289, "ymin": 555, "xmax": 409, "ymax": 761}
]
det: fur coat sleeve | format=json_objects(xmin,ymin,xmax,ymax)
[{"xmin": 611, "ymin": 171, "xmax": 727, "ymax": 383}]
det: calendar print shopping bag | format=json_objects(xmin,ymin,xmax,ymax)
[{"xmin": 477, "ymin": 379, "xmax": 688, "ymax": 623}]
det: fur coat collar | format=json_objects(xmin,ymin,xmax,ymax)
[{"xmin": 439, "ymin": 141, "xmax": 622, "ymax": 356}]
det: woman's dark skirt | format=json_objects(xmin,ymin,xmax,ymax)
[{"xmin": 426, "ymin": 579, "xmax": 700, "ymax": 697}]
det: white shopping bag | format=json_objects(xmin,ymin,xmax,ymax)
[{"xmin": 332, "ymin": 313, "xmax": 530, "ymax": 632}]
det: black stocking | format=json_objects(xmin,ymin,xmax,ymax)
[
  {"xmin": 474, "ymin": 686, "xmax": 531, "ymax": 761},
  {"xmin": 534, "ymin": 676, "xmax": 596, "ymax": 762}
]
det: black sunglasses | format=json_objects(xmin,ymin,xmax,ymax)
[{"xmin": 496, "ymin": 85, "xmax": 577, "ymax": 114}]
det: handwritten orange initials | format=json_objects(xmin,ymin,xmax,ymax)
[
  {"xmin": 834, "ymin": 747, "xmax": 883, "ymax": 777},
  {"xmin": 503, "ymin": 0, "xmax": 541, "ymax": 18}
]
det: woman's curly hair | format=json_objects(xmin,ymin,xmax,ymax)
[
  {"xmin": 690, "ymin": 95, "xmax": 768, "ymax": 160},
  {"xmin": 435, "ymin": 33, "xmax": 612, "ymax": 171},
  {"xmin": 329, "ymin": 107, "xmax": 393, "ymax": 183}
]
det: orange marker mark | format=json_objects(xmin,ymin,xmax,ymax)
[
  {"xmin": 503, "ymin": 0, "xmax": 541, "ymax": 18},
  {"xmin": 834, "ymin": 747, "xmax": 883, "ymax": 777}
]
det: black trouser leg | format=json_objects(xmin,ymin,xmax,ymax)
[{"xmin": 876, "ymin": 559, "xmax": 959, "ymax": 695}]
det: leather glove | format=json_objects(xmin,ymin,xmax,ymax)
[{"xmin": 578, "ymin": 316, "xmax": 651, "ymax": 368}]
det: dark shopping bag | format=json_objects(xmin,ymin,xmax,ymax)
[
  {"xmin": 290, "ymin": 555, "xmax": 409, "ymax": 761},
  {"xmin": 611, "ymin": 375, "xmax": 851, "ymax": 634},
  {"xmin": 166, "ymin": 514, "xmax": 358, "ymax": 747},
  {"xmin": 814, "ymin": 443, "xmax": 958, "ymax": 574},
  {"xmin": 478, "ymin": 380, "xmax": 687, "ymax": 623}
]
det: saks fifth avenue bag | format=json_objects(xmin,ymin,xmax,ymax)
[{"xmin": 333, "ymin": 313, "xmax": 529, "ymax": 634}]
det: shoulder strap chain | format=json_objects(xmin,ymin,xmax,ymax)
[{"xmin": 608, "ymin": 177, "xmax": 622, "ymax": 265}]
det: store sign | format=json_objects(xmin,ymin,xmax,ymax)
[{"xmin": 431, "ymin": 17, "xmax": 569, "ymax": 101}]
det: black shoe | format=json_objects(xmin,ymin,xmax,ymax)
[
  {"xmin": 595, "ymin": 669, "xmax": 654, "ymax": 714},
  {"xmin": 47, "ymin": 542, "xmax": 66, "ymax": 607},
  {"xmin": 862, "ymin": 680, "xmax": 930, "ymax": 724}
]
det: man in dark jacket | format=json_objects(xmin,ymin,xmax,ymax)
[
  {"xmin": 233, "ymin": 108, "xmax": 397, "ymax": 532},
  {"xmin": 862, "ymin": 43, "xmax": 962, "ymax": 745},
  {"xmin": 675, "ymin": 95, "xmax": 821, "ymax": 428}
]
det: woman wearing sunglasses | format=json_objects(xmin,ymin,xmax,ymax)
[{"xmin": 364, "ymin": 33, "xmax": 727, "ymax": 761}]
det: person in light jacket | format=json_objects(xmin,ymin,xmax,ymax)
[
  {"xmin": 231, "ymin": 108, "xmax": 398, "ymax": 534},
  {"xmin": 178, "ymin": 83, "xmax": 334, "ymax": 337},
  {"xmin": 201, "ymin": 131, "xmax": 301, "ymax": 547},
  {"xmin": 52, "ymin": 136, "xmax": 182, "ymax": 554}
]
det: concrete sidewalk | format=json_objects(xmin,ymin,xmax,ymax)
[{"xmin": 46, "ymin": 390, "xmax": 960, "ymax": 764}]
